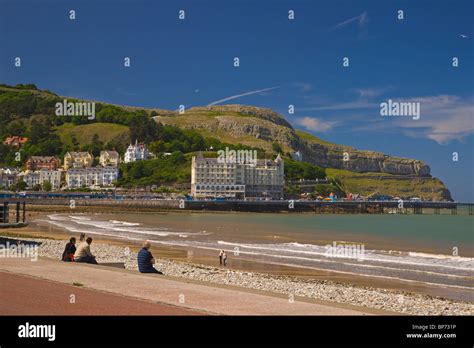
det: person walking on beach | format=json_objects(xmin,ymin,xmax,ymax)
[
  {"xmin": 74, "ymin": 237, "xmax": 98, "ymax": 264},
  {"xmin": 219, "ymin": 250, "xmax": 224, "ymax": 266},
  {"xmin": 137, "ymin": 240, "xmax": 163, "ymax": 274},
  {"xmin": 61, "ymin": 237, "xmax": 76, "ymax": 262},
  {"xmin": 222, "ymin": 251, "xmax": 227, "ymax": 267}
]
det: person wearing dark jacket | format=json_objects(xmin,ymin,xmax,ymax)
[
  {"xmin": 137, "ymin": 241, "xmax": 163, "ymax": 274},
  {"xmin": 61, "ymin": 237, "xmax": 76, "ymax": 262}
]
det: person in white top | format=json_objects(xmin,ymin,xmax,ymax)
[{"xmin": 219, "ymin": 250, "xmax": 224, "ymax": 266}]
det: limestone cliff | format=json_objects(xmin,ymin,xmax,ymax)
[
  {"xmin": 155, "ymin": 105, "xmax": 430, "ymax": 177},
  {"xmin": 298, "ymin": 133, "xmax": 431, "ymax": 176},
  {"xmin": 154, "ymin": 104, "xmax": 452, "ymax": 200}
]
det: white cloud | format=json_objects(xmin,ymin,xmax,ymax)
[
  {"xmin": 298, "ymin": 93, "xmax": 473, "ymax": 144},
  {"xmin": 295, "ymin": 117, "xmax": 334, "ymax": 132},
  {"xmin": 393, "ymin": 95, "xmax": 474, "ymax": 144},
  {"xmin": 354, "ymin": 86, "xmax": 394, "ymax": 98},
  {"xmin": 293, "ymin": 82, "xmax": 313, "ymax": 93},
  {"xmin": 207, "ymin": 86, "xmax": 280, "ymax": 106},
  {"xmin": 352, "ymin": 95, "xmax": 474, "ymax": 144},
  {"xmin": 299, "ymin": 100, "xmax": 376, "ymax": 111}
]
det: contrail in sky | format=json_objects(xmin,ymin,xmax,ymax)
[
  {"xmin": 332, "ymin": 11, "xmax": 368, "ymax": 30},
  {"xmin": 207, "ymin": 86, "xmax": 280, "ymax": 106}
]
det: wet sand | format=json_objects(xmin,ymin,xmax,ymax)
[{"xmin": 23, "ymin": 205, "xmax": 473, "ymax": 256}]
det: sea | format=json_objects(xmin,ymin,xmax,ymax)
[{"xmin": 33, "ymin": 212, "xmax": 474, "ymax": 300}]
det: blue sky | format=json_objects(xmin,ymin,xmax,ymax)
[{"xmin": 1, "ymin": 0, "xmax": 473, "ymax": 200}]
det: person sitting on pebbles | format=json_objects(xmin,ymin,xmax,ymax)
[
  {"xmin": 74, "ymin": 237, "xmax": 98, "ymax": 264},
  {"xmin": 137, "ymin": 240, "xmax": 163, "ymax": 274},
  {"xmin": 61, "ymin": 237, "xmax": 76, "ymax": 262}
]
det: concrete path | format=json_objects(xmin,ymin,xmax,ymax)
[
  {"xmin": 0, "ymin": 272, "xmax": 201, "ymax": 315},
  {"xmin": 0, "ymin": 257, "xmax": 373, "ymax": 315}
]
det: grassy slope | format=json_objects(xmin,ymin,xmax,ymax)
[
  {"xmin": 326, "ymin": 168, "xmax": 448, "ymax": 199},
  {"xmin": 56, "ymin": 123, "xmax": 129, "ymax": 147},
  {"xmin": 0, "ymin": 85, "xmax": 57, "ymax": 98},
  {"xmin": 295, "ymin": 130, "xmax": 338, "ymax": 147},
  {"xmin": 155, "ymin": 112, "xmax": 278, "ymax": 151}
]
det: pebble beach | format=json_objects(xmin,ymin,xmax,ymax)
[{"xmin": 13, "ymin": 236, "xmax": 473, "ymax": 316}]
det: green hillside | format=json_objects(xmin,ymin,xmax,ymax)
[
  {"xmin": 295, "ymin": 130, "xmax": 337, "ymax": 147},
  {"xmin": 57, "ymin": 123, "xmax": 130, "ymax": 148},
  {"xmin": 0, "ymin": 84, "xmax": 452, "ymax": 200},
  {"xmin": 326, "ymin": 169, "xmax": 450, "ymax": 201}
]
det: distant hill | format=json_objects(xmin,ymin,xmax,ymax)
[
  {"xmin": 0, "ymin": 84, "xmax": 452, "ymax": 200},
  {"xmin": 154, "ymin": 105, "xmax": 451, "ymax": 200},
  {"xmin": 155, "ymin": 105, "xmax": 430, "ymax": 176}
]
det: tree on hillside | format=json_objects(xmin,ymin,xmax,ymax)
[
  {"xmin": 15, "ymin": 83, "xmax": 38, "ymax": 90},
  {"xmin": 284, "ymin": 158, "xmax": 326, "ymax": 180},
  {"xmin": 272, "ymin": 142, "xmax": 283, "ymax": 154},
  {"xmin": 128, "ymin": 161, "xmax": 146, "ymax": 180},
  {"xmin": 28, "ymin": 117, "xmax": 53, "ymax": 143},
  {"xmin": 34, "ymin": 136, "xmax": 63, "ymax": 156},
  {"xmin": 0, "ymin": 144, "xmax": 11, "ymax": 160},
  {"xmin": 71, "ymin": 134, "xmax": 80, "ymax": 150},
  {"xmin": 330, "ymin": 177, "xmax": 346, "ymax": 196},
  {"xmin": 129, "ymin": 114, "xmax": 160, "ymax": 143},
  {"xmin": 0, "ymin": 91, "xmax": 38, "ymax": 120},
  {"xmin": 89, "ymin": 133, "xmax": 104, "ymax": 157},
  {"xmin": 6, "ymin": 120, "xmax": 27, "ymax": 136}
]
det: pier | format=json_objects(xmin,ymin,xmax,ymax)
[
  {"xmin": 0, "ymin": 199, "xmax": 27, "ymax": 227},
  {"xmin": 184, "ymin": 200, "xmax": 474, "ymax": 215},
  {"xmin": 16, "ymin": 195, "xmax": 474, "ymax": 215}
]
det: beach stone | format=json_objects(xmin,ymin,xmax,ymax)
[{"xmin": 6, "ymin": 235, "xmax": 473, "ymax": 316}]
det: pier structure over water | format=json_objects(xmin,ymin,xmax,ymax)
[
  {"xmin": 0, "ymin": 199, "xmax": 27, "ymax": 227},
  {"xmin": 16, "ymin": 195, "xmax": 474, "ymax": 215},
  {"xmin": 184, "ymin": 200, "xmax": 474, "ymax": 215}
]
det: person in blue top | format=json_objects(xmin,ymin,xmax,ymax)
[{"xmin": 137, "ymin": 240, "xmax": 163, "ymax": 274}]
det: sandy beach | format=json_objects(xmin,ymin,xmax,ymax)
[
  {"xmin": 1, "ymin": 205, "xmax": 472, "ymax": 315},
  {"xmin": 1, "ymin": 225, "xmax": 473, "ymax": 315},
  {"xmin": 17, "ymin": 208, "xmax": 472, "ymax": 296}
]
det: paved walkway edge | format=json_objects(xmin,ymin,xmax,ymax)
[{"xmin": 0, "ymin": 258, "xmax": 375, "ymax": 315}]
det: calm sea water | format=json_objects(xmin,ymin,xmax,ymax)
[{"xmin": 35, "ymin": 212, "xmax": 474, "ymax": 297}]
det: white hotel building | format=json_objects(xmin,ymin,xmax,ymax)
[
  {"xmin": 66, "ymin": 167, "xmax": 119, "ymax": 189},
  {"xmin": 191, "ymin": 153, "xmax": 284, "ymax": 199},
  {"xmin": 124, "ymin": 140, "xmax": 149, "ymax": 163}
]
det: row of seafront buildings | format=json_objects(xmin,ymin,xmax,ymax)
[
  {"xmin": 2, "ymin": 135, "xmax": 285, "ymax": 199},
  {"xmin": 0, "ymin": 141, "xmax": 149, "ymax": 190},
  {"xmin": 0, "ymin": 152, "xmax": 119, "ymax": 190}
]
